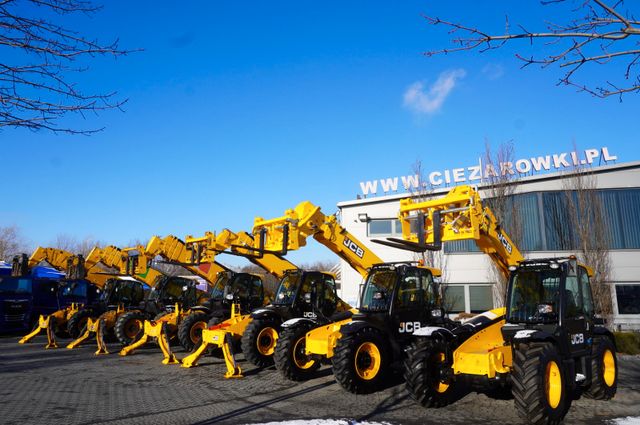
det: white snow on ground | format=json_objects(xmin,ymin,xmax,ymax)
[
  {"xmin": 247, "ymin": 420, "xmax": 392, "ymax": 425},
  {"xmin": 609, "ymin": 417, "xmax": 640, "ymax": 425}
]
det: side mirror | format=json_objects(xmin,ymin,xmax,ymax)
[{"xmin": 304, "ymin": 292, "xmax": 312, "ymax": 303}]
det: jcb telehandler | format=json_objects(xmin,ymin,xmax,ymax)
[
  {"xmin": 384, "ymin": 185, "xmax": 617, "ymax": 425},
  {"xmin": 250, "ymin": 201, "xmax": 445, "ymax": 391},
  {"xmin": 15, "ymin": 248, "xmax": 109, "ymax": 347},
  {"xmin": 179, "ymin": 229, "xmax": 345, "ymax": 378}
]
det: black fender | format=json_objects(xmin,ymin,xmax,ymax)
[
  {"xmin": 281, "ymin": 317, "xmax": 318, "ymax": 329},
  {"xmin": 188, "ymin": 306, "xmax": 211, "ymax": 314},
  {"xmin": 511, "ymin": 329, "xmax": 557, "ymax": 345},
  {"xmin": 593, "ymin": 326, "xmax": 617, "ymax": 350},
  {"xmin": 250, "ymin": 307, "xmax": 280, "ymax": 321},
  {"xmin": 337, "ymin": 319, "xmax": 385, "ymax": 337}
]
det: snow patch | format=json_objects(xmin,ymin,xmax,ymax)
[
  {"xmin": 248, "ymin": 420, "xmax": 393, "ymax": 425},
  {"xmin": 608, "ymin": 417, "xmax": 640, "ymax": 425}
]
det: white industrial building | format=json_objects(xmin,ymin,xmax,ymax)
[{"xmin": 336, "ymin": 161, "xmax": 640, "ymax": 330}]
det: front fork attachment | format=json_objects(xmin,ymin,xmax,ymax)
[{"xmin": 18, "ymin": 315, "xmax": 58, "ymax": 349}]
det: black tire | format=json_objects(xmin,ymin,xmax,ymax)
[
  {"xmin": 404, "ymin": 338, "xmax": 457, "ymax": 407},
  {"xmin": 114, "ymin": 310, "xmax": 146, "ymax": 346},
  {"xmin": 331, "ymin": 326, "xmax": 389, "ymax": 394},
  {"xmin": 585, "ymin": 336, "xmax": 618, "ymax": 400},
  {"xmin": 274, "ymin": 323, "xmax": 322, "ymax": 381},
  {"xmin": 512, "ymin": 342, "xmax": 571, "ymax": 425},
  {"xmin": 241, "ymin": 316, "xmax": 281, "ymax": 368},
  {"xmin": 67, "ymin": 309, "xmax": 93, "ymax": 339},
  {"xmin": 178, "ymin": 312, "xmax": 209, "ymax": 352},
  {"xmin": 50, "ymin": 315, "xmax": 69, "ymax": 339}
]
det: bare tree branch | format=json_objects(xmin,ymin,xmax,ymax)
[
  {"xmin": 423, "ymin": 1, "xmax": 640, "ymax": 98},
  {"xmin": 0, "ymin": 0, "xmax": 136, "ymax": 134}
]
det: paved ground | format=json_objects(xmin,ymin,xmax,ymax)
[{"xmin": 1, "ymin": 334, "xmax": 639, "ymax": 425}]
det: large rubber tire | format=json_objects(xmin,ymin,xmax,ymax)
[
  {"xmin": 114, "ymin": 311, "xmax": 146, "ymax": 346},
  {"xmin": 241, "ymin": 317, "xmax": 280, "ymax": 368},
  {"xmin": 404, "ymin": 338, "xmax": 457, "ymax": 407},
  {"xmin": 67, "ymin": 309, "xmax": 93, "ymax": 339},
  {"xmin": 331, "ymin": 326, "xmax": 389, "ymax": 394},
  {"xmin": 585, "ymin": 336, "xmax": 618, "ymax": 400},
  {"xmin": 274, "ymin": 323, "xmax": 322, "ymax": 381},
  {"xmin": 512, "ymin": 342, "xmax": 571, "ymax": 425},
  {"xmin": 178, "ymin": 311, "xmax": 209, "ymax": 352}
]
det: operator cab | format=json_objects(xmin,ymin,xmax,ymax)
[
  {"xmin": 148, "ymin": 276, "xmax": 199, "ymax": 314},
  {"xmin": 503, "ymin": 257, "xmax": 596, "ymax": 356},
  {"xmin": 357, "ymin": 263, "xmax": 443, "ymax": 333},
  {"xmin": 272, "ymin": 270, "xmax": 339, "ymax": 319},
  {"xmin": 209, "ymin": 271, "xmax": 264, "ymax": 313},
  {"xmin": 100, "ymin": 278, "xmax": 145, "ymax": 308}
]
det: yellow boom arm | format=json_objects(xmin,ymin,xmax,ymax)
[
  {"xmin": 389, "ymin": 185, "xmax": 524, "ymax": 280},
  {"xmin": 252, "ymin": 201, "xmax": 384, "ymax": 279}
]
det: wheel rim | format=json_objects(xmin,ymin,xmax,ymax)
[
  {"xmin": 257, "ymin": 327, "xmax": 278, "ymax": 356},
  {"xmin": 433, "ymin": 351, "xmax": 450, "ymax": 393},
  {"xmin": 189, "ymin": 321, "xmax": 206, "ymax": 344},
  {"xmin": 354, "ymin": 342, "xmax": 381, "ymax": 380},
  {"xmin": 125, "ymin": 319, "xmax": 142, "ymax": 339},
  {"xmin": 293, "ymin": 336, "xmax": 315, "ymax": 370},
  {"xmin": 545, "ymin": 360, "xmax": 562, "ymax": 409},
  {"xmin": 603, "ymin": 349, "xmax": 616, "ymax": 387}
]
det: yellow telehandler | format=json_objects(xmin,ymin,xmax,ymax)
[{"xmin": 384, "ymin": 185, "xmax": 617, "ymax": 425}]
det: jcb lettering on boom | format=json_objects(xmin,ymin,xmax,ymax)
[
  {"xmin": 497, "ymin": 231, "xmax": 513, "ymax": 254},
  {"xmin": 343, "ymin": 237, "xmax": 365, "ymax": 259}
]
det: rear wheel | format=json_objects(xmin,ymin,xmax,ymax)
[
  {"xmin": 114, "ymin": 311, "xmax": 145, "ymax": 346},
  {"xmin": 241, "ymin": 317, "xmax": 280, "ymax": 368},
  {"xmin": 67, "ymin": 309, "xmax": 93, "ymax": 339},
  {"xmin": 331, "ymin": 326, "xmax": 388, "ymax": 394},
  {"xmin": 178, "ymin": 311, "xmax": 209, "ymax": 351},
  {"xmin": 512, "ymin": 342, "xmax": 571, "ymax": 425},
  {"xmin": 404, "ymin": 338, "xmax": 457, "ymax": 407},
  {"xmin": 586, "ymin": 336, "xmax": 617, "ymax": 400},
  {"xmin": 274, "ymin": 323, "xmax": 321, "ymax": 381}
]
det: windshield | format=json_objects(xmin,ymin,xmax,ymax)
[
  {"xmin": 507, "ymin": 269, "xmax": 561, "ymax": 324},
  {"xmin": 210, "ymin": 273, "xmax": 230, "ymax": 300},
  {"xmin": 0, "ymin": 277, "xmax": 33, "ymax": 294},
  {"xmin": 60, "ymin": 281, "xmax": 87, "ymax": 298},
  {"xmin": 360, "ymin": 269, "xmax": 396, "ymax": 312},
  {"xmin": 274, "ymin": 273, "xmax": 302, "ymax": 306}
]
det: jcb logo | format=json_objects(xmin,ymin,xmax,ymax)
[
  {"xmin": 498, "ymin": 232, "xmax": 513, "ymax": 254},
  {"xmin": 343, "ymin": 237, "xmax": 365, "ymax": 259},
  {"xmin": 571, "ymin": 333, "xmax": 584, "ymax": 345},
  {"xmin": 303, "ymin": 312, "xmax": 317, "ymax": 319},
  {"xmin": 399, "ymin": 322, "xmax": 421, "ymax": 333}
]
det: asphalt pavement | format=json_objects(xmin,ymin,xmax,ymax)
[{"xmin": 1, "ymin": 335, "xmax": 639, "ymax": 425}]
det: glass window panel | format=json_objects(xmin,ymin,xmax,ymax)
[
  {"xmin": 444, "ymin": 285, "xmax": 465, "ymax": 312},
  {"xmin": 615, "ymin": 285, "xmax": 640, "ymax": 314},
  {"xmin": 368, "ymin": 220, "xmax": 392, "ymax": 236},
  {"xmin": 543, "ymin": 192, "xmax": 576, "ymax": 250},
  {"xmin": 616, "ymin": 189, "xmax": 640, "ymax": 249},
  {"xmin": 597, "ymin": 190, "xmax": 624, "ymax": 249},
  {"xmin": 394, "ymin": 219, "xmax": 402, "ymax": 235},
  {"xmin": 578, "ymin": 268, "xmax": 594, "ymax": 317},
  {"xmin": 565, "ymin": 275, "xmax": 584, "ymax": 317},
  {"xmin": 469, "ymin": 285, "xmax": 493, "ymax": 313}
]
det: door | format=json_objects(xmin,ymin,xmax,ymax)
[{"xmin": 562, "ymin": 265, "xmax": 592, "ymax": 357}]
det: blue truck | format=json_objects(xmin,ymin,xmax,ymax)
[{"xmin": 0, "ymin": 262, "xmax": 100, "ymax": 334}]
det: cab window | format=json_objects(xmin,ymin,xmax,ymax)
[{"xmin": 396, "ymin": 268, "xmax": 422, "ymax": 309}]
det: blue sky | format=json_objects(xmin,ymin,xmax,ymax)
[{"xmin": 2, "ymin": 1, "xmax": 639, "ymax": 266}]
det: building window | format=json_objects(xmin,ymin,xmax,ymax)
[
  {"xmin": 444, "ymin": 285, "xmax": 465, "ymax": 313},
  {"xmin": 615, "ymin": 284, "xmax": 640, "ymax": 314},
  {"xmin": 469, "ymin": 285, "xmax": 493, "ymax": 313},
  {"xmin": 367, "ymin": 219, "xmax": 402, "ymax": 237}
]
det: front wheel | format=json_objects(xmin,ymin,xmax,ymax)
[
  {"xmin": 512, "ymin": 342, "xmax": 571, "ymax": 425},
  {"xmin": 331, "ymin": 326, "xmax": 388, "ymax": 394},
  {"xmin": 404, "ymin": 338, "xmax": 457, "ymax": 407},
  {"xmin": 67, "ymin": 309, "xmax": 93, "ymax": 339},
  {"xmin": 114, "ymin": 311, "xmax": 146, "ymax": 346},
  {"xmin": 585, "ymin": 336, "xmax": 617, "ymax": 400},
  {"xmin": 241, "ymin": 317, "xmax": 280, "ymax": 368},
  {"xmin": 274, "ymin": 323, "xmax": 321, "ymax": 381},
  {"xmin": 178, "ymin": 311, "xmax": 209, "ymax": 351}
]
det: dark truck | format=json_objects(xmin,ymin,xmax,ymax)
[{"xmin": 0, "ymin": 264, "xmax": 99, "ymax": 334}]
